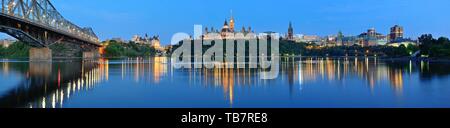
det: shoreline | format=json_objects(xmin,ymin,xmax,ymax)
[{"xmin": 2, "ymin": 56, "xmax": 450, "ymax": 63}]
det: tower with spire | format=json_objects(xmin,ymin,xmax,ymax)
[
  {"xmin": 203, "ymin": 10, "xmax": 254, "ymax": 39},
  {"xmin": 287, "ymin": 22, "xmax": 294, "ymax": 40},
  {"xmin": 229, "ymin": 10, "xmax": 235, "ymax": 32},
  {"xmin": 221, "ymin": 20, "xmax": 231, "ymax": 37}
]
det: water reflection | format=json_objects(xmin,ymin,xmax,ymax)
[
  {"xmin": 290, "ymin": 57, "xmax": 414, "ymax": 95},
  {"xmin": 119, "ymin": 57, "xmax": 169, "ymax": 83},
  {"xmin": 165, "ymin": 57, "xmax": 448, "ymax": 106},
  {"xmin": 0, "ymin": 57, "xmax": 450, "ymax": 108},
  {"xmin": 0, "ymin": 60, "xmax": 106, "ymax": 108}
]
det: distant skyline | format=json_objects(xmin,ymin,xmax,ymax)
[{"xmin": 2, "ymin": 0, "xmax": 450, "ymax": 44}]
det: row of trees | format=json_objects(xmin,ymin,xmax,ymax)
[
  {"xmin": 1, "ymin": 34, "xmax": 449, "ymax": 59},
  {"xmin": 0, "ymin": 41, "xmax": 81, "ymax": 58},
  {"xmin": 170, "ymin": 39, "xmax": 425, "ymax": 58},
  {"xmin": 419, "ymin": 34, "xmax": 450, "ymax": 58},
  {"xmin": 281, "ymin": 34, "xmax": 450, "ymax": 58},
  {"xmin": 103, "ymin": 40, "xmax": 158, "ymax": 58},
  {"xmin": 0, "ymin": 40, "xmax": 160, "ymax": 58},
  {"xmin": 280, "ymin": 40, "xmax": 419, "ymax": 57},
  {"xmin": 0, "ymin": 41, "xmax": 30, "ymax": 58}
]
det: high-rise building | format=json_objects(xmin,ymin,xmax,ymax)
[
  {"xmin": 389, "ymin": 25, "xmax": 404, "ymax": 42},
  {"xmin": 287, "ymin": 22, "xmax": 294, "ymax": 40}
]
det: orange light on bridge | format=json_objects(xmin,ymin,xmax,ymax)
[
  {"xmin": 99, "ymin": 43, "xmax": 108, "ymax": 55},
  {"xmin": 99, "ymin": 47, "xmax": 105, "ymax": 55}
]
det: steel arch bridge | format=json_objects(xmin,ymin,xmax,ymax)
[{"xmin": 0, "ymin": 0, "xmax": 100, "ymax": 48}]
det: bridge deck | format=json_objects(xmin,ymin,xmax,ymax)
[{"xmin": 1, "ymin": 13, "xmax": 101, "ymax": 47}]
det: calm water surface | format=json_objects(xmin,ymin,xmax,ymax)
[{"xmin": 1, "ymin": 57, "xmax": 450, "ymax": 108}]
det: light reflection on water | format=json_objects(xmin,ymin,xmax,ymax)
[{"xmin": 0, "ymin": 57, "xmax": 450, "ymax": 108}]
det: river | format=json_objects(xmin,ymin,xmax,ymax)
[{"xmin": 1, "ymin": 57, "xmax": 450, "ymax": 108}]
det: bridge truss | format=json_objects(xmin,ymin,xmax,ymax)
[{"xmin": 0, "ymin": 0, "xmax": 99, "ymax": 47}]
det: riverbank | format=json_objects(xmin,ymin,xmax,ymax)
[
  {"xmin": 3, "ymin": 56, "xmax": 450, "ymax": 63},
  {"xmin": 277, "ymin": 55, "xmax": 450, "ymax": 63}
]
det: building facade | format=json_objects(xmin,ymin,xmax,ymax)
[
  {"xmin": 203, "ymin": 12, "xmax": 254, "ymax": 39},
  {"xmin": 131, "ymin": 34, "xmax": 161, "ymax": 49},
  {"xmin": 357, "ymin": 28, "xmax": 387, "ymax": 47},
  {"xmin": 389, "ymin": 25, "xmax": 404, "ymax": 42}
]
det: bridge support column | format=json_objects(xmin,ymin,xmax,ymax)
[
  {"xmin": 29, "ymin": 62, "xmax": 52, "ymax": 77},
  {"xmin": 83, "ymin": 50, "xmax": 100, "ymax": 60},
  {"xmin": 30, "ymin": 47, "xmax": 52, "ymax": 61}
]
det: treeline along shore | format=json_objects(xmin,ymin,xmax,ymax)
[
  {"xmin": 169, "ymin": 34, "xmax": 450, "ymax": 61},
  {"xmin": 1, "ymin": 34, "xmax": 450, "ymax": 61}
]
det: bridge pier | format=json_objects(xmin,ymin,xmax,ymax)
[
  {"xmin": 29, "ymin": 47, "xmax": 52, "ymax": 61},
  {"xmin": 82, "ymin": 50, "xmax": 100, "ymax": 60},
  {"xmin": 29, "ymin": 62, "xmax": 52, "ymax": 77}
]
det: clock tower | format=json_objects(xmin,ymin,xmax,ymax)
[{"xmin": 229, "ymin": 10, "xmax": 235, "ymax": 32}]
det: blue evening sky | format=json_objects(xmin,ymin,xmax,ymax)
[{"xmin": 2, "ymin": 0, "xmax": 450, "ymax": 44}]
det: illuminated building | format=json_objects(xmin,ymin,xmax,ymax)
[
  {"xmin": 386, "ymin": 25, "xmax": 418, "ymax": 47},
  {"xmin": 387, "ymin": 39, "xmax": 417, "ymax": 47},
  {"xmin": 357, "ymin": 28, "xmax": 387, "ymax": 47},
  {"xmin": 389, "ymin": 25, "xmax": 404, "ymax": 42},
  {"xmin": 131, "ymin": 34, "xmax": 162, "ymax": 49},
  {"xmin": 296, "ymin": 35, "xmax": 320, "ymax": 44},
  {"xmin": 203, "ymin": 11, "xmax": 254, "ymax": 39}
]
